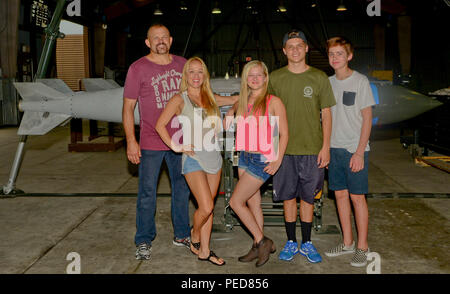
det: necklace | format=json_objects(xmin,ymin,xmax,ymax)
[
  {"xmin": 187, "ymin": 93, "xmax": 207, "ymax": 120},
  {"xmin": 190, "ymin": 98, "xmax": 202, "ymax": 109}
]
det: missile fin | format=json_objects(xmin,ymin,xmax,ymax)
[
  {"xmin": 36, "ymin": 79, "xmax": 74, "ymax": 94},
  {"xmin": 13, "ymin": 82, "xmax": 68, "ymax": 102},
  {"xmin": 13, "ymin": 82, "xmax": 72, "ymax": 135},
  {"xmin": 17, "ymin": 111, "xmax": 71, "ymax": 135},
  {"xmin": 82, "ymin": 78, "xmax": 121, "ymax": 92}
]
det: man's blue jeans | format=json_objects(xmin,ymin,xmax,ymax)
[{"xmin": 134, "ymin": 149, "xmax": 191, "ymax": 246}]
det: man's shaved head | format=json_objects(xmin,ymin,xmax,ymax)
[{"xmin": 147, "ymin": 24, "xmax": 170, "ymax": 39}]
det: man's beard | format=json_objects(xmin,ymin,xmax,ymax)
[{"xmin": 155, "ymin": 43, "xmax": 169, "ymax": 54}]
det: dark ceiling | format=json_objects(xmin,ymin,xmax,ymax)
[
  {"xmin": 21, "ymin": 0, "xmax": 449, "ymax": 92},
  {"xmin": 54, "ymin": 0, "xmax": 449, "ymax": 57},
  {"xmin": 59, "ymin": 0, "xmax": 447, "ymax": 29}
]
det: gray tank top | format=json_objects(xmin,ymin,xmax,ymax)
[{"xmin": 179, "ymin": 91, "xmax": 222, "ymax": 174}]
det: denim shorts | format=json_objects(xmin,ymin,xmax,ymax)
[
  {"xmin": 238, "ymin": 151, "xmax": 271, "ymax": 182},
  {"xmin": 182, "ymin": 155, "xmax": 203, "ymax": 175},
  {"xmin": 328, "ymin": 148, "xmax": 369, "ymax": 195}
]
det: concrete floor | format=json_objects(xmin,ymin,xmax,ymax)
[{"xmin": 0, "ymin": 123, "xmax": 449, "ymax": 275}]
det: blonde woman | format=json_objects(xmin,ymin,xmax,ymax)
[
  {"xmin": 227, "ymin": 60, "xmax": 289, "ymax": 267},
  {"xmin": 156, "ymin": 57, "xmax": 235, "ymax": 266}
]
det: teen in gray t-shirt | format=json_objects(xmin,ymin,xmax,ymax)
[
  {"xmin": 329, "ymin": 70, "xmax": 375, "ymax": 153},
  {"xmin": 324, "ymin": 36, "xmax": 375, "ymax": 268}
]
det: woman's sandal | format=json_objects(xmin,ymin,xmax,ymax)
[
  {"xmin": 190, "ymin": 227, "xmax": 200, "ymax": 255},
  {"xmin": 190, "ymin": 240, "xmax": 200, "ymax": 255},
  {"xmin": 198, "ymin": 251, "xmax": 226, "ymax": 266}
]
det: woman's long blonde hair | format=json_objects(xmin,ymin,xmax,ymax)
[
  {"xmin": 179, "ymin": 57, "xmax": 219, "ymax": 118},
  {"xmin": 237, "ymin": 60, "xmax": 269, "ymax": 117}
]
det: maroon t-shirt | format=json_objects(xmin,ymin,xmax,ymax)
[{"xmin": 123, "ymin": 55, "xmax": 186, "ymax": 150}]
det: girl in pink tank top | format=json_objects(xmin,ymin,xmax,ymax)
[
  {"xmin": 235, "ymin": 94, "xmax": 276, "ymax": 161},
  {"xmin": 226, "ymin": 60, "xmax": 289, "ymax": 267}
]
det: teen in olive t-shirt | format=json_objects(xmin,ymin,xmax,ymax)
[{"xmin": 268, "ymin": 66, "xmax": 336, "ymax": 155}]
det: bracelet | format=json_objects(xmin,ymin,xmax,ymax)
[{"xmin": 354, "ymin": 153, "xmax": 364, "ymax": 158}]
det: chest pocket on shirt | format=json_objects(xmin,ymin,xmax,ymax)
[{"xmin": 343, "ymin": 91, "xmax": 356, "ymax": 106}]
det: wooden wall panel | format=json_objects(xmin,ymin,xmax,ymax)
[
  {"xmin": 0, "ymin": 0, "xmax": 20, "ymax": 78},
  {"xmin": 56, "ymin": 27, "xmax": 90, "ymax": 91}
]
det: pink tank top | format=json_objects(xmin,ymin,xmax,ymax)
[{"xmin": 235, "ymin": 95, "xmax": 278, "ymax": 161}]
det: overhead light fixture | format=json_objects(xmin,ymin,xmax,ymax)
[
  {"xmin": 278, "ymin": 5, "xmax": 287, "ymax": 12},
  {"xmin": 337, "ymin": 0, "xmax": 347, "ymax": 11},
  {"xmin": 246, "ymin": 0, "xmax": 252, "ymax": 10},
  {"xmin": 154, "ymin": 4, "xmax": 163, "ymax": 15},
  {"xmin": 277, "ymin": 1, "xmax": 287, "ymax": 13},
  {"xmin": 180, "ymin": 1, "xmax": 188, "ymax": 11},
  {"xmin": 311, "ymin": 1, "xmax": 317, "ymax": 8},
  {"xmin": 212, "ymin": 2, "xmax": 221, "ymax": 14}
]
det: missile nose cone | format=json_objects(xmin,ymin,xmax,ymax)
[
  {"xmin": 428, "ymin": 97, "xmax": 444, "ymax": 109},
  {"xmin": 406, "ymin": 88, "xmax": 443, "ymax": 112},
  {"xmin": 373, "ymin": 83, "xmax": 444, "ymax": 125}
]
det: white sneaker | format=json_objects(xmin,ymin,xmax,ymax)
[
  {"xmin": 324, "ymin": 241, "xmax": 355, "ymax": 257},
  {"xmin": 350, "ymin": 248, "xmax": 370, "ymax": 267},
  {"xmin": 135, "ymin": 243, "xmax": 151, "ymax": 260}
]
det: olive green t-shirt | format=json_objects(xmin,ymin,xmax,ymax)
[{"xmin": 268, "ymin": 66, "xmax": 336, "ymax": 155}]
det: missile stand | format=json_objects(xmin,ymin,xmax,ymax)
[
  {"xmin": 1, "ymin": 0, "xmax": 67, "ymax": 197},
  {"xmin": 215, "ymin": 109, "xmax": 338, "ymax": 235}
]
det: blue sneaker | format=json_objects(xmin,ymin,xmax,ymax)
[
  {"xmin": 299, "ymin": 241, "xmax": 322, "ymax": 263},
  {"xmin": 279, "ymin": 240, "xmax": 299, "ymax": 261}
]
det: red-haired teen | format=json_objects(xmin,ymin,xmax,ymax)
[{"xmin": 324, "ymin": 37, "xmax": 375, "ymax": 267}]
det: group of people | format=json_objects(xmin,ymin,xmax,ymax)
[{"xmin": 122, "ymin": 24, "xmax": 375, "ymax": 269}]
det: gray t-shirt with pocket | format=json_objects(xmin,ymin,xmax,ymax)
[{"xmin": 329, "ymin": 70, "xmax": 375, "ymax": 153}]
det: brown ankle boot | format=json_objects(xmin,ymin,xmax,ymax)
[
  {"xmin": 238, "ymin": 243, "xmax": 258, "ymax": 262},
  {"xmin": 255, "ymin": 236, "xmax": 275, "ymax": 267}
]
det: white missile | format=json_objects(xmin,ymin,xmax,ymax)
[
  {"xmin": 13, "ymin": 78, "xmax": 442, "ymax": 136},
  {"xmin": 370, "ymin": 81, "xmax": 443, "ymax": 125},
  {"xmin": 15, "ymin": 79, "xmax": 139, "ymax": 135}
]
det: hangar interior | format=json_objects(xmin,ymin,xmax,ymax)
[{"xmin": 0, "ymin": 0, "xmax": 449, "ymax": 275}]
